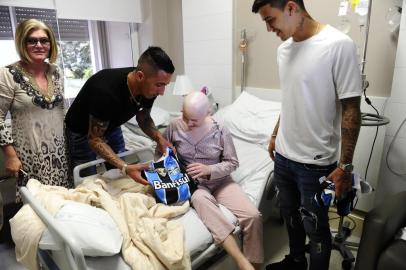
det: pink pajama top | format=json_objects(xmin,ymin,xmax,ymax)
[{"xmin": 162, "ymin": 117, "xmax": 239, "ymax": 186}]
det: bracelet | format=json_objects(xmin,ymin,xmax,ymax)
[
  {"xmin": 121, "ymin": 163, "xmax": 128, "ymax": 176},
  {"xmin": 271, "ymin": 134, "xmax": 277, "ymax": 137}
]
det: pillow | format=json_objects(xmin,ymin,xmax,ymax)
[
  {"xmin": 219, "ymin": 91, "xmax": 281, "ymax": 146},
  {"xmin": 39, "ymin": 201, "xmax": 123, "ymax": 257},
  {"xmin": 127, "ymin": 106, "xmax": 170, "ymax": 127},
  {"xmin": 396, "ymin": 227, "xmax": 406, "ymax": 241}
]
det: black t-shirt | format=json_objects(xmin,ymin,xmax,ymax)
[{"xmin": 65, "ymin": 67, "xmax": 155, "ymax": 134}]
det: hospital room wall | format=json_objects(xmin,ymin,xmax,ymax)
[
  {"xmin": 134, "ymin": 0, "xmax": 404, "ymax": 212},
  {"xmin": 233, "ymin": 0, "xmax": 402, "ymax": 212},
  {"xmin": 137, "ymin": 0, "xmax": 185, "ymax": 112},
  {"xmin": 137, "ymin": 0, "xmax": 184, "ymax": 75},
  {"xmin": 153, "ymin": 0, "xmax": 399, "ymax": 110},
  {"xmin": 150, "ymin": 0, "xmax": 235, "ymax": 112},
  {"xmin": 375, "ymin": 0, "xmax": 406, "ymax": 207},
  {"xmin": 235, "ymin": 0, "xmax": 398, "ymax": 98},
  {"xmin": 181, "ymin": 0, "xmax": 234, "ymax": 108}
]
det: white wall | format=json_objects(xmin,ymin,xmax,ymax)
[
  {"xmin": 182, "ymin": 0, "xmax": 234, "ymax": 107},
  {"xmin": 136, "ymin": 0, "xmax": 184, "ymax": 112},
  {"xmin": 0, "ymin": 40, "xmax": 19, "ymax": 67},
  {"xmin": 0, "ymin": 0, "xmax": 54, "ymax": 9},
  {"xmin": 375, "ymin": 0, "xmax": 406, "ymax": 206},
  {"xmin": 235, "ymin": 0, "xmax": 398, "ymax": 98},
  {"xmin": 55, "ymin": 0, "xmax": 144, "ymax": 23},
  {"xmin": 353, "ymin": 97, "xmax": 388, "ymax": 212},
  {"xmin": 0, "ymin": 0, "xmax": 144, "ymax": 23},
  {"xmin": 105, "ymin": 22, "xmax": 134, "ymax": 68}
]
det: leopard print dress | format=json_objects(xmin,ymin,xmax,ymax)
[{"xmin": 0, "ymin": 62, "xmax": 72, "ymax": 199}]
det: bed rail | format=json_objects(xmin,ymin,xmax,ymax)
[
  {"xmin": 73, "ymin": 146, "xmax": 154, "ymax": 187},
  {"xmin": 20, "ymin": 186, "xmax": 87, "ymax": 270}
]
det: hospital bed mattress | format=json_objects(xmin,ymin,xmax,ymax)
[
  {"xmin": 20, "ymin": 90, "xmax": 280, "ymax": 269},
  {"xmin": 19, "ymin": 136, "xmax": 273, "ymax": 270},
  {"xmin": 68, "ymin": 206, "xmax": 237, "ymax": 270},
  {"xmin": 83, "ymin": 138, "xmax": 272, "ymax": 268}
]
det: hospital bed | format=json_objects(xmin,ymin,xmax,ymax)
[
  {"xmin": 121, "ymin": 106, "xmax": 172, "ymax": 150},
  {"xmin": 19, "ymin": 91, "xmax": 281, "ymax": 270}
]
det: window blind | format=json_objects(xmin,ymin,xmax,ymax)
[
  {"xmin": 0, "ymin": 6, "xmax": 13, "ymax": 39},
  {"xmin": 12, "ymin": 7, "xmax": 89, "ymax": 41}
]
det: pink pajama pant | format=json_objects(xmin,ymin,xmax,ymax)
[{"xmin": 191, "ymin": 178, "xmax": 264, "ymax": 263}]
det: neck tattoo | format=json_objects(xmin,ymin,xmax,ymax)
[{"xmin": 315, "ymin": 22, "xmax": 321, "ymax": 35}]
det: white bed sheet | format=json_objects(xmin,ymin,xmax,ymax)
[
  {"xmin": 231, "ymin": 137, "xmax": 273, "ymax": 208},
  {"xmin": 120, "ymin": 92, "xmax": 275, "ymax": 263},
  {"xmin": 37, "ymin": 137, "xmax": 272, "ymax": 269},
  {"xmin": 81, "ymin": 206, "xmax": 236, "ymax": 270},
  {"xmin": 121, "ymin": 124, "xmax": 155, "ymax": 150},
  {"xmin": 121, "ymin": 105, "xmax": 170, "ymax": 151}
]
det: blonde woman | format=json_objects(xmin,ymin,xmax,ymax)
[{"xmin": 0, "ymin": 19, "xmax": 72, "ymax": 195}]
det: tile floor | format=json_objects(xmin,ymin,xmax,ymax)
[
  {"xmin": 0, "ymin": 208, "xmax": 363, "ymax": 270},
  {"xmin": 207, "ymin": 211, "xmax": 363, "ymax": 270}
]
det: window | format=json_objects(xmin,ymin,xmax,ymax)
[
  {"xmin": 0, "ymin": 6, "xmax": 13, "ymax": 39},
  {"xmin": 0, "ymin": 6, "xmax": 19, "ymax": 66},
  {"xmin": 0, "ymin": 5, "xmax": 139, "ymax": 101},
  {"xmin": 0, "ymin": 5, "xmax": 95, "ymax": 99}
]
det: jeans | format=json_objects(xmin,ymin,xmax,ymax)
[
  {"xmin": 274, "ymin": 152, "xmax": 336, "ymax": 270},
  {"xmin": 66, "ymin": 126, "xmax": 126, "ymax": 177}
]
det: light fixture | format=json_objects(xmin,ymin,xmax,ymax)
[{"xmin": 173, "ymin": 75, "xmax": 194, "ymax": 96}]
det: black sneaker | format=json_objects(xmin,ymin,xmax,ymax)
[{"xmin": 266, "ymin": 255, "xmax": 308, "ymax": 270}]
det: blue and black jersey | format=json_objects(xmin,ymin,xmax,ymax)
[{"xmin": 143, "ymin": 148, "xmax": 197, "ymax": 205}]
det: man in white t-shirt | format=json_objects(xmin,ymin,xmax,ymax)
[{"xmin": 252, "ymin": 1, "xmax": 362, "ymax": 270}]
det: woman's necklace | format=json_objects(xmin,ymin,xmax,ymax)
[
  {"xmin": 15, "ymin": 62, "xmax": 62, "ymax": 109},
  {"xmin": 20, "ymin": 62, "xmax": 54, "ymax": 100}
]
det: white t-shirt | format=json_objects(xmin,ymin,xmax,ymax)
[{"xmin": 275, "ymin": 25, "xmax": 362, "ymax": 165}]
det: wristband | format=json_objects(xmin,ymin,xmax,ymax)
[
  {"xmin": 271, "ymin": 134, "xmax": 277, "ymax": 137},
  {"xmin": 121, "ymin": 163, "xmax": 128, "ymax": 176}
]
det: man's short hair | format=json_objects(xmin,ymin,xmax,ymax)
[
  {"xmin": 252, "ymin": 0, "xmax": 305, "ymax": 13},
  {"xmin": 137, "ymin": 46, "xmax": 175, "ymax": 75}
]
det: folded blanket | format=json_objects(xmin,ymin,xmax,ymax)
[{"xmin": 10, "ymin": 176, "xmax": 190, "ymax": 270}]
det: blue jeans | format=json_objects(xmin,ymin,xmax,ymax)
[
  {"xmin": 66, "ymin": 127, "xmax": 126, "ymax": 177},
  {"xmin": 274, "ymin": 152, "xmax": 336, "ymax": 270}
]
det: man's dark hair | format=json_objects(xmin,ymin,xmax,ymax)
[
  {"xmin": 137, "ymin": 46, "xmax": 175, "ymax": 74},
  {"xmin": 252, "ymin": 0, "xmax": 305, "ymax": 13}
]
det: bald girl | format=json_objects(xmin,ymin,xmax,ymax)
[
  {"xmin": 181, "ymin": 92, "xmax": 213, "ymax": 146},
  {"xmin": 160, "ymin": 91, "xmax": 264, "ymax": 270}
]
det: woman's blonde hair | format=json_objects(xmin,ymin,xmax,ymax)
[{"xmin": 15, "ymin": 19, "xmax": 58, "ymax": 63}]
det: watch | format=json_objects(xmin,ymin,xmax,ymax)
[
  {"xmin": 121, "ymin": 163, "xmax": 128, "ymax": 176},
  {"xmin": 338, "ymin": 163, "xmax": 353, "ymax": 173}
]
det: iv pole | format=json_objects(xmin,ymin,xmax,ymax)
[
  {"xmin": 331, "ymin": 5, "xmax": 390, "ymax": 268},
  {"xmin": 240, "ymin": 29, "xmax": 248, "ymax": 93},
  {"xmin": 359, "ymin": 0, "xmax": 390, "ymax": 126}
]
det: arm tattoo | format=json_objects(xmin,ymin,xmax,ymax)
[
  {"xmin": 87, "ymin": 115, "xmax": 124, "ymax": 168},
  {"xmin": 88, "ymin": 115, "xmax": 108, "ymax": 137},
  {"xmin": 272, "ymin": 116, "xmax": 280, "ymax": 135},
  {"xmin": 340, "ymin": 97, "xmax": 361, "ymax": 164},
  {"xmin": 136, "ymin": 108, "xmax": 160, "ymax": 141}
]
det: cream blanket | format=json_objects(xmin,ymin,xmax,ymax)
[{"xmin": 10, "ymin": 176, "xmax": 191, "ymax": 270}]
